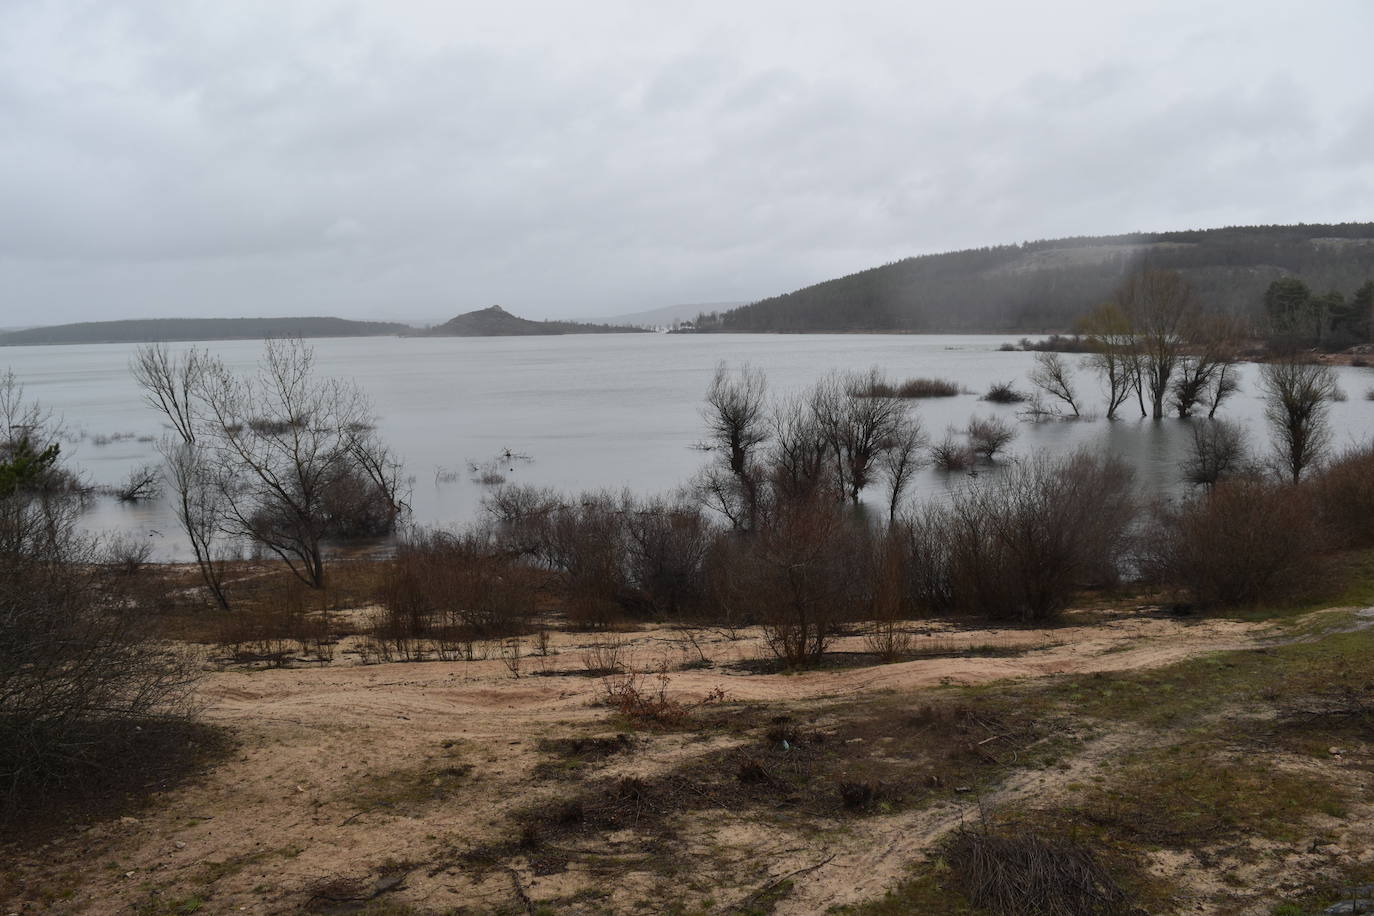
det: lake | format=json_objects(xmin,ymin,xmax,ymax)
[{"xmin": 5, "ymin": 333, "xmax": 1374, "ymax": 558}]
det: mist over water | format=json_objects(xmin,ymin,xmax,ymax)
[{"xmin": 6, "ymin": 333, "xmax": 1374, "ymax": 559}]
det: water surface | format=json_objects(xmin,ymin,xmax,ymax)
[{"xmin": 5, "ymin": 334, "xmax": 1373, "ymax": 557}]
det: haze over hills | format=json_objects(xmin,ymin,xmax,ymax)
[
  {"xmin": 585, "ymin": 302, "xmax": 747, "ymax": 328},
  {"xmin": 0, "ymin": 317, "xmax": 411, "ymax": 347},
  {"xmin": 421, "ymin": 305, "xmax": 648, "ymax": 337},
  {"xmin": 702, "ymin": 223, "xmax": 1374, "ymax": 333}
]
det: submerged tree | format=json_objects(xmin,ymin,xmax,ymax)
[
  {"xmin": 697, "ymin": 362, "xmax": 769, "ymax": 530},
  {"xmin": 1080, "ymin": 303, "xmax": 1137, "ymax": 420},
  {"xmin": 1261, "ymin": 357, "xmax": 1338, "ymax": 483},
  {"xmin": 135, "ymin": 339, "xmax": 405, "ymax": 590},
  {"xmin": 1028, "ymin": 351, "xmax": 1082, "ymax": 417},
  {"xmin": 1117, "ymin": 269, "xmax": 1198, "ymax": 419}
]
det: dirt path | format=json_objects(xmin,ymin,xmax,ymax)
[{"xmin": 1, "ymin": 609, "xmax": 1280, "ymax": 914}]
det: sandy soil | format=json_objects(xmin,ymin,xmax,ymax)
[{"xmin": 0, "ymin": 609, "xmax": 1286, "ymax": 914}]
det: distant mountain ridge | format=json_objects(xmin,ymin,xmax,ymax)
[
  {"xmin": 421, "ymin": 305, "xmax": 647, "ymax": 336},
  {"xmin": 706, "ymin": 223, "xmax": 1374, "ymax": 333},
  {"xmin": 0, "ymin": 316, "xmax": 409, "ymax": 346}
]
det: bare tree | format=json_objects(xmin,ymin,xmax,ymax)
[
  {"xmin": 1028, "ymin": 352, "xmax": 1082, "ymax": 417},
  {"xmin": 1261, "ymin": 357, "xmax": 1339, "ymax": 483},
  {"xmin": 1169, "ymin": 313, "xmax": 1243, "ymax": 418},
  {"xmin": 768, "ymin": 394, "xmax": 832, "ymax": 503},
  {"xmin": 1080, "ymin": 303, "xmax": 1136, "ymax": 420},
  {"xmin": 836, "ymin": 370, "xmax": 907, "ymax": 501},
  {"xmin": 699, "ymin": 363, "xmax": 769, "ymax": 529},
  {"xmin": 878, "ymin": 413, "xmax": 927, "ymax": 521},
  {"xmin": 1117, "ymin": 269, "xmax": 1198, "ymax": 419},
  {"xmin": 159, "ymin": 438, "xmax": 233, "ymax": 609},
  {"xmin": 132, "ymin": 344, "xmax": 209, "ymax": 445},
  {"xmin": 114, "ymin": 463, "xmax": 161, "ymax": 502},
  {"xmin": 136, "ymin": 338, "xmax": 404, "ymax": 590}
]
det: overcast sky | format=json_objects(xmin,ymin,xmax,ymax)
[{"xmin": 2, "ymin": 1, "xmax": 1371, "ymax": 324}]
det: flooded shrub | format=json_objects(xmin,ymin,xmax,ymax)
[
  {"xmin": 1144, "ymin": 477, "xmax": 1325, "ymax": 608},
  {"xmin": 967, "ymin": 415, "xmax": 1017, "ymax": 461},
  {"xmin": 982, "ymin": 381, "xmax": 1029, "ymax": 404},
  {"xmin": 930, "ymin": 432, "xmax": 975, "ymax": 472},
  {"xmin": 1181, "ymin": 419, "xmax": 1249, "ymax": 489},
  {"xmin": 854, "ymin": 376, "xmax": 960, "ymax": 398}
]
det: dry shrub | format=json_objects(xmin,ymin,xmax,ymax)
[
  {"xmin": 1310, "ymin": 445, "xmax": 1374, "ymax": 548},
  {"xmin": 864, "ymin": 529, "xmax": 917, "ymax": 661},
  {"xmin": 372, "ymin": 529, "xmax": 536, "ymax": 659},
  {"xmin": 982, "ymin": 381, "xmax": 1029, "ymax": 404},
  {"xmin": 550, "ymin": 496, "xmax": 631, "ymax": 628},
  {"xmin": 943, "ymin": 823, "xmax": 1130, "ymax": 916},
  {"xmin": 723, "ymin": 498, "xmax": 869, "ymax": 666},
  {"xmin": 490, "ymin": 487, "xmax": 718, "ymax": 626},
  {"xmin": 599, "ymin": 669, "xmax": 725, "ymax": 727},
  {"xmin": 967, "ymin": 414, "xmax": 1017, "ymax": 461},
  {"xmin": 1144, "ymin": 476, "xmax": 1326, "ymax": 608},
  {"xmin": 937, "ymin": 450, "xmax": 1135, "ymax": 622},
  {"xmin": 1, "ymin": 388, "xmax": 201, "ymax": 819},
  {"xmin": 622, "ymin": 497, "xmax": 713, "ymax": 617},
  {"xmin": 930, "ymin": 432, "xmax": 975, "ymax": 472},
  {"xmin": 216, "ymin": 573, "xmax": 333, "ymax": 666},
  {"xmin": 580, "ymin": 633, "xmax": 628, "ymax": 674},
  {"xmin": 855, "ymin": 376, "xmax": 960, "ymax": 399}
]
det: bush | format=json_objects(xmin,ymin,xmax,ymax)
[
  {"xmin": 723, "ymin": 498, "xmax": 869, "ymax": 665},
  {"xmin": 854, "ymin": 376, "xmax": 960, "ymax": 399},
  {"xmin": 936, "ymin": 450, "xmax": 1135, "ymax": 622},
  {"xmin": 930, "ymin": 432, "xmax": 975, "ymax": 471},
  {"xmin": 372, "ymin": 529, "xmax": 537, "ymax": 656},
  {"xmin": 1, "ymin": 382, "xmax": 200, "ymax": 819},
  {"xmin": 982, "ymin": 381, "xmax": 1029, "ymax": 404},
  {"xmin": 1144, "ymin": 477, "xmax": 1326, "ymax": 608},
  {"xmin": 1310, "ymin": 446, "xmax": 1374, "ymax": 548},
  {"xmin": 967, "ymin": 415, "xmax": 1017, "ymax": 461}
]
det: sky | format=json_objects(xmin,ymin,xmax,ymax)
[{"xmin": 1, "ymin": 1, "xmax": 1372, "ymax": 325}]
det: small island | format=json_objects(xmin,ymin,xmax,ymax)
[{"xmin": 420, "ymin": 305, "xmax": 648, "ymax": 337}]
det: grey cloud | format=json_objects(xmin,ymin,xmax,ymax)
[{"xmin": 0, "ymin": 1, "xmax": 1371, "ymax": 323}]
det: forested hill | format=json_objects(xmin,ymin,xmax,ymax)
[
  {"xmin": 0, "ymin": 317, "xmax": 410, "ymax": 346},
  {"xmin": 421, "ymin": 305, "xmax": 648, "ymax": 336},
  {"xmin": 704, "ymin": 224, "xmax": 1374, "ymax": 333}
]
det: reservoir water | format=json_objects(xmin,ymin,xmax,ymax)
[{"xmin": 5, "ymin": 333, "xmax": 1373, "ymax": 558}]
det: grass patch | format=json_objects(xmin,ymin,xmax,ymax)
[{"xmin": 1073, "ymin": 740, "xmax": 1345, "ymax": 847}]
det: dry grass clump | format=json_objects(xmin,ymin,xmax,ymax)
[{"xmin": 942, "ymin": 822, "xmax": 1131, "ymax": 916}]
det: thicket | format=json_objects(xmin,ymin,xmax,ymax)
[{"xmin": 0, "ymin": 373, "xmax": 201, "ymax": 823}]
